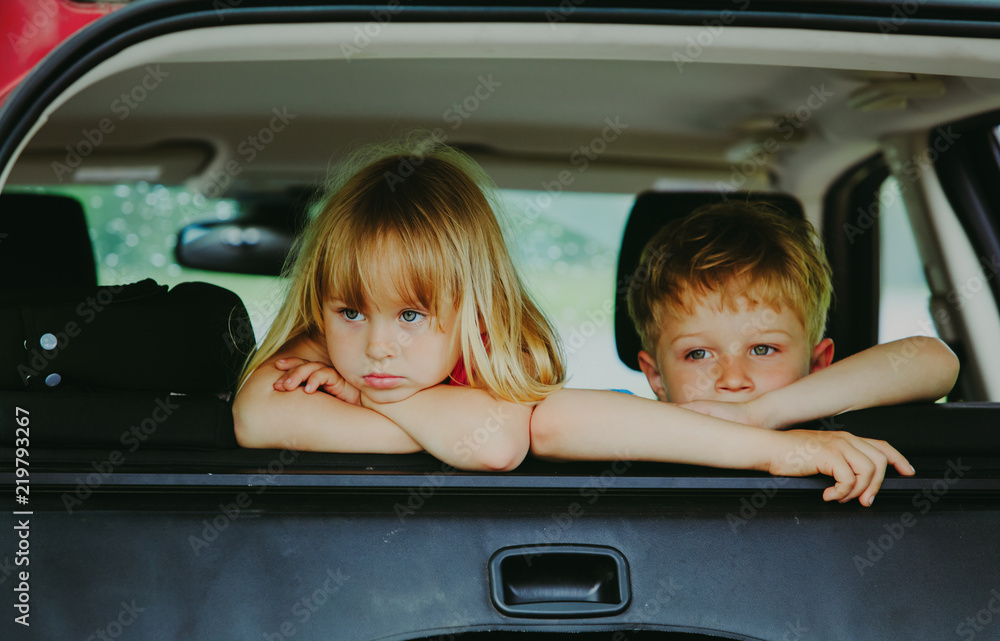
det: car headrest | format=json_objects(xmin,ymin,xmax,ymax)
[
  {"xmin": 0, "ymin": 193, "xmax": 97, "ymax": 292},
  {"xmin": 614, "ymin": 191, "xmax": 805, "ymax": 371}
]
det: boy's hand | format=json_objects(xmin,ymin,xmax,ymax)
[
  {"xmin": 678, "ymin": 399, "xmax": 763, "ymax": 428},
  {"xmin": 766, "ymin": 429, "xmax": 915, "ymax": 506},
  {"xmin": 273, "ymin": 357, "xmax": 361, "ymax": 405}
]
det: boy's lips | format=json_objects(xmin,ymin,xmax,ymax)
[{"xmin": 363, "ymin": 373, "xmax": 404, "ymax": 389}]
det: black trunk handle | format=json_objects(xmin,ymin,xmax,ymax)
[{"xmin": 488, "ymin": 544, "xmax": 631, "ymax": 618}]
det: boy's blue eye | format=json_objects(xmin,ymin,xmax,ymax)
[
  {"xmin": 688, "ymin": 349, "xmax": 708, "ymax": 360},
  {"xmin": 752, "ymin": 345, "xmax": 775, "ymax": 356},
  {"xmin": 401, "ymin": 310, "xmax": 424, "ymax": 323},
  {"xmin": 342, "ymin": 308, "xmax": 364, "ymax": 321}
]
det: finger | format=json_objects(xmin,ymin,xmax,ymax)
[
  {"xmin": 277, "ymin": 362, "xmax": 328, "ymax": 390},
  {"xmin": 847, "ymin": 438, "xmax": 891, "ymax": 506},
  {"xmin": 837, "ymin": 441, "xmax": 881, "ymax": 505},
  {"xmin": 820, "ymin": 454, "xmax": 857, "ymax": 503},
  {"xmin": 304, "ymin": 368, "xmax": 341, "ymax": 393},
  {"xmin": 324, "ymin": 376, "xmax": 361, "ymax": 404},
  {"xmin": 274, "ymin": 357, "xmax": 308, "ymax": 371},
  {"xmin": 864, "ymin": 438, "xmax": 915, "ymax": 477}
]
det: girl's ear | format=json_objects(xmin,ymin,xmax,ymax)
[
  {"xmin": 810, "ymin": 338, "xmax": 835, "ymax": 373},
  {"xmin": 637, "ymin": 350, "xmax": 669, "ymax": 402}
]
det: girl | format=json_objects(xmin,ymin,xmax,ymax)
[
  {"xmin": 234, "ymin": 139, "xmax": 559, "ymax": 472},
  {"xmin": 233, "ymin": 137, "xmax": 918, "ymax": 506}
]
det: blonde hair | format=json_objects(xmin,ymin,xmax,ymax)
[
  {"xmin": 239, "ymin": 135, "xmax": 565, "ymax": 403},
  {"xmin": 627, "ymin": 201, "xmax": 833, "ymax": 354}
]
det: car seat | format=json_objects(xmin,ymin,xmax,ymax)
[
  {"xmin": 0, "ymin": 193, "xmax": 253, "ymax": 450},
  {"xmin": 0, "ymin": 192, "xmax": 98, "ymax": 294},
  {"xmin": 614, "ymin": 191, "xmax": 806, "ymax": 371}
]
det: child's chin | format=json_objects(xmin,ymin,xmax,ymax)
[
  {"xmin": 678, "ymin": 392, "xmax": 765, "ymax": 404},
  {"xmin": 363, "ymin": 387, "xmax": 419, "ymax": 404}
]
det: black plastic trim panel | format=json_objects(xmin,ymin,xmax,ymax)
[
  {"xmin": 2, "ymin": 488, "xmax": 997, "ymax": 640},
  {"xmin": 6, "ymin": 470, "xmax": 999, "ymax": 492}
]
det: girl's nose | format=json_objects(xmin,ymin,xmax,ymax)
[{"xmin": 365, "ymin": 323, "xmax": 400, "ymax": 361}]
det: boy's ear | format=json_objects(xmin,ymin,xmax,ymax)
[
  {"xmin": 810, "ymin": 338, "xmax": 835, "ymax": 373},
  {"xmin": 637, "ymin": 350, "xmax": 669, "ymax": 402}
]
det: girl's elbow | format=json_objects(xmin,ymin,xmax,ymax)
[
  {"xmin": 232, "ymin": 397, "xmax": 272, "ymax": 449},
  {"xmin": 453, "ymin": 439, "xmax": 527, "ymax": 472},
  {"xmin": 232, "ymin": 409, "xmax": 262, "ymax": 448},
  {"xmin": 477, "ymin": 444, "xmax": 528, "ymax": 472},
  {"xmin": 467, "ymin": 425, "xmax": 531, "ymax": 472}
]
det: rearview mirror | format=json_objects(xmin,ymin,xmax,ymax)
[
  {"xmin": 175, "ymin": 220, "xmax": 295, "ymax": 275},
  {"xmin": 174, "ymin": 192, "xmax": 312, "ymax": 275}
]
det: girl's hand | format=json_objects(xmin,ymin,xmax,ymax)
[
  {"xmin": 273, "ymin": 357, "xmax": 361, "ymax": 405},
  {"xmin": 766, "ymin": 429, "xmax": 915, "ymax": 506}
]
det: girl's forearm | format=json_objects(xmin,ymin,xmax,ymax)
[
  {"xmin": 753, "ymin": 336, "xmax": 960, "ymax": 429},
  {"xmin": 233, "ymin": 368, "xmax": 422, "ymax": 453},
  {"xmin": 530, "ymin": 388, "xmax": 777, "ymax": 470},
  {"xmin": 363, "ymin": 386, "xmax": 533, "ymax": 472}
]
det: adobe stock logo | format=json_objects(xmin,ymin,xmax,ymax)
[
  {"xmin": 957, "ymin": 589, "xmax": 1000, "ymax": 641},
  {"xmin": 51, "ymin": 66, "xmax": 170, "ymax": 182},
  {"xmin": 852, "ymin": 458, "xmax": 970, "ymax": 576}
]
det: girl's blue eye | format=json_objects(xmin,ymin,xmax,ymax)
[
  {"xmin": 401, "ymin": 310, "xmax": 424, "ymax": 323},
  {"xmin": 752, "ymin": 345, "xmax": 775, "ymax": 356},
  {"xmin": 687, "ymin": 349, "xmax": 707, "ymax": 360},
  {"xmin": 342, "ymin": 308, "xmax": 364, "ymax": 321}
]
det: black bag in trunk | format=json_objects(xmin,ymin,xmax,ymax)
[{"xmin": 2, "ymin": 278, "xmax": 255, "ymax": 393}]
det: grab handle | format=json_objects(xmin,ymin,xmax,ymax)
[{"xmin": 488, "ymin": 545, "xmax": 630, "ymax": 618}]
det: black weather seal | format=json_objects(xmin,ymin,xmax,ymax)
[
  {"xmin": 933, "ymin": 113, "xmax": 1000, "ymax": 325},
  {"xmin": 823, "ymin": 154, "xmax": 886, "ymax": 361}
]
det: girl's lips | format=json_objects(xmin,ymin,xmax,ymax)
[{"xmin": 363, "ymin": 374, "xmax": 404, "ymax": 389}]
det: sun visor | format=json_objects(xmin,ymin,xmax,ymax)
[{"xmin": 6, "ymin": 141, "xmax": 213, "ymax": 186}]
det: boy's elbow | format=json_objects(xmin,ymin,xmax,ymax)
[
  {"xmin": 942, "ymin": 339, "xmax": 960, "ymax": 377},
  {"xmin": 528, "ymin": 405, "xmax": 562, "ymax": 461},
  {"xmin": 929, "ymin": 337, "xmax": 961, "ymax": 392}
]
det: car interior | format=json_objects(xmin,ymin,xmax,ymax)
[
  {"xmin": 2, "ymin": 5, "xmax": 1000, "ymax": 640},
  {"xmin": 5, "ymin": 17, "xmax": 1000, "ymax": 428}
]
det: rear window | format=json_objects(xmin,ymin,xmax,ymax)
[{"xmin": 10, "ymin": 183, "xmax": 653, "ymax": 395}]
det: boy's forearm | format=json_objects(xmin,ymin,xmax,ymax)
[
  {"xmin": 530, "ymin": 389, "xmax": 914, "ymax": 506},
  {"xmin": 363, "ymin": 386, "xmax": 533, "ymax": 472},
  {"xmin": 753, "ymin": 336, "xmax": 960, "ymax": 429},
  {"xmin": 530, "ymin": 389, "xmax": 777, "ymax": 470}
]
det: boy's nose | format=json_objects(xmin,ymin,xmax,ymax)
[{"xmin": 715, "ymin": 356, "xmax": 754, "ymax": 394}]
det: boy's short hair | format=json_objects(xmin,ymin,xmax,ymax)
[{"xmin": 626, "ymin": 201, "xmax": 833, "ymax": 354}]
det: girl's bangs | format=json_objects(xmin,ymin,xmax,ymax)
[{"xmin": 321, "ymin": 223, "xmax": 458, "ymax": 316}]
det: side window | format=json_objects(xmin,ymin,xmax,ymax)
[
  {"xmin": 499, "ymin": 190, "xmax": 654, "ymax": 396},
  {"xmin": 9, "ymin": 183, "xmax": 281, "ymax": 342},
  {"xmin": 877, "ymin": 176, "xmax": 940, "ymax": 343}
]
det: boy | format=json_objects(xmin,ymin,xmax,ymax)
[
  {"xmin": 625, "ymin": 201, "xmax": 959, "ymax": 430},
  {"xmin": 532, "ymin": 202, "xmax": 955, "ymax": 506}
]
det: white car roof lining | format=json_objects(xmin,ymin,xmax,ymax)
[{"xmin": 7, "ymin": 22, "xmax": 1000, "ymax": 196}]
